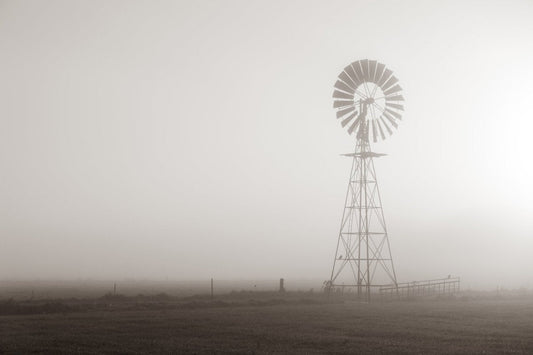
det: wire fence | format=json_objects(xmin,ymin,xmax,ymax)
[{"xmin": 379, "ymin": 277, "xmax": 460, "ymax": 299}]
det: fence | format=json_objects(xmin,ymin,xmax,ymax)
[{"xmin": 379, "ymin": 277, "xmax": 460, "ymax": 299}]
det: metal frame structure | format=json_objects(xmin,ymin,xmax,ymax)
[
  {"xmin": 327, "ymin": 112, "xmax": 398, "ymax": 301},
  {"xmin": 328, "ymin": 60, "xmax": 459, "ymax": 301},
  {"xmin": 328, "ymin": 60, "xmax": 405, "ymax": 301}
]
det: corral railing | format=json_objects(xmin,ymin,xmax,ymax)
[{"xmin": 379, "ymin": 277, "xmax": 460, "ymax": 299}]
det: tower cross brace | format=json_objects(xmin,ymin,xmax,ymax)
[{"xmin": 328, "ymin": 108, "xmax": 398, "ymax": 301}]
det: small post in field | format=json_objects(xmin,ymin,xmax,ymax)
[{"xmin": 210, "ymin": 278, "xmax": 214, "ymax": 299}]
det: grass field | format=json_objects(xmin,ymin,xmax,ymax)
[{"xmin": 1, "ymin": 290, "xmax": 533, "ymax": 354}]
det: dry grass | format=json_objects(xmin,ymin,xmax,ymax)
[{"xmin": 1, "ymin": 292, "xmax": 533, "ymax": 354}]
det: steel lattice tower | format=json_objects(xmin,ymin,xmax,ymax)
[
  {"xmin": 328, "ymin": 59, "xmax": 403, "ymax": 300},
  {"xmin": 328, "ymin": 115, "xmax": 398, "ymax": 300}
]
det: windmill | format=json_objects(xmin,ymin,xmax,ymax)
[{"xmin": 327, "ymin": 59, "xmax": 404, "ymax": 300}]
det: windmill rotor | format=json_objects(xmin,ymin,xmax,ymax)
[{"xmin": 332, "ymin": 60, "xmax": 404, "ymax": 142}]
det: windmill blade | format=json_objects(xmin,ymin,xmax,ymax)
[
  {"xmin": 333, "ymin": 100, "xmax": 353, "ymax": 109},
  {"xmin": 376, "ymin": 119, "xmax": 386, "ymax": 140},
  {"xmin": 369, "ymin": 60, "xmax": 377, "ymax": 82},
  {"xmin": 385, "ymin": 107, "xmax": 402, "ymax": 120},
  {"xmin": 386, "ymin": 94, "xmax": 404, "ymax": 102},
  {"xmin": 360, "ymin": 59, "xmax": 370, "ymax": 81},
  {"xmin": 344, "ymin": 65, "xmax": 360, "ymax": 86},
  {"xmin": 349, "ymin": 63, "xmax": 362, "ymax": 83},
  {"xmin": 383, "ymin": 84, "xmax": 402, "ymax": 96},
  {"xmin": 334, "ymin": 80, "xmax": 355, "ymax": 94},
  {"xmin": 374, "ymin": 63, "xmax": 386, "ymax": 84},
  {"xmin": 341, "ymin": 111, "xmax": 358, "ymax": 127},
  {"xmin": 371, "ymin": 119, "xmax": 378, "ymax": 142},
  {"xmin": 385, "ymin": 102, "xmax": 404, "ymax": 111},
  {"xmin": 333, "ymin": 90, "xmax": 353, "ymax": 100},
  {"xmin": 382, "ymin": 76, "xmax": 399, "ymax": 91},
  {"xmin": 379, "ymin": 116, "xmax": 394, "ymax": 134},
  {"xmin": 352, "ymin": 61, "xmax": 365, "ymax": 83},
  {"xmin": 336, "ymin": 106, "xmax": 355, "ymax": 118},
  {"xmin": 383, "ymin": 111, "xmax": 399, "ymax": 128},
  {"xmin": 347, "ymin": 116, "xmax": 362, "ymax": 135},
  {"xmin": 377, "ymin": 69, "xmax": 393, "ymax": 87},
  {"xmin": 339, "ymin": 71, "xmax": 357, "ymax": 88}
]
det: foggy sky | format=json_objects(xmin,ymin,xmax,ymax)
[{"xmin": 1, "ymin": 0, "xmax": 533, "ymax": 289}]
